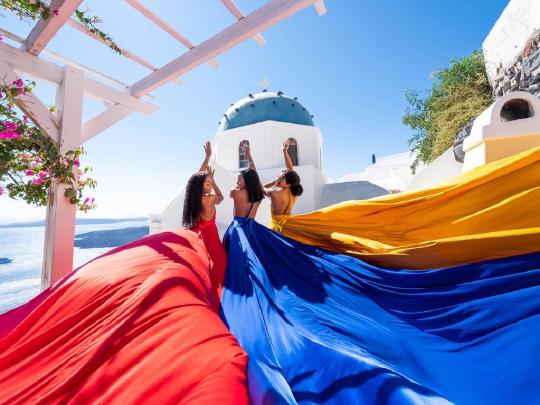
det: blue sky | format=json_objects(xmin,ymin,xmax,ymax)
[{"xmin": 0, "ymin": 0, "xmax": 509, "ymax": 222}]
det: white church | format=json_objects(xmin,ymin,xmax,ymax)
[{"xmin": 151, "ymin": 90, "xmax": 416, "ymax": 234}]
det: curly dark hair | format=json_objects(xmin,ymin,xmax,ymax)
[
  {"xmin": 182, "ymin": 172, "xmax": 208, "ymax": 229},
  {"xmin": 284, "ymin": 170, "xmax": 303, "ymax": 196},
  {"xmin": 241, "ymin": 168, "xmax": 264, "ymax": 203}
]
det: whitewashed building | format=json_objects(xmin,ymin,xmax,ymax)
[{"xmin": 152, "ymin": 91, "xmax": 389, "ymax": 234}]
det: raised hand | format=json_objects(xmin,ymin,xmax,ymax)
[
  {"xmin": 241, "ymin": 142, "xmax": 250, "ymax": 155},
  {"xmin": 204, "ymin": 141, "xmax": 212, "ymax": 158},
  {"xmin": 199, "ymin": 141, "xmax": 212, "ymax": 172},
  {"xmin": 206, "ymin": 165, "xmax": 215, "ymax": 178},
  {"xmin": 283, "ymin": 140, "xmax": 293, "ymax": 170},
  {"xmin": 283, "ymin": 139, "xmax": 290, "ymax": 152}
]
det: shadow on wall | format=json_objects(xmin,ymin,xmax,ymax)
[{"xmin": 319, "ymin": 181, "xmax": 388, "ymax": 207}]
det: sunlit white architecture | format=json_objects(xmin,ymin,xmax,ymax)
[{"xmin": 153, "ymin": 91, "xmax": 390, "ymax": 234}]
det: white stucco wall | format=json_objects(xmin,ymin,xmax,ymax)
[
  {"xmin": 462, "ymin": 91, "xmax": 540, "ymax": 171},
  {"xmin": 340, "ymin": 151, "xmax": 416, "ymax": 191},
  {"xmin": 406, "ymin": 148, "xmax": 463, "ymax": 191},
  {"xmin": 483, "ymin": 0, "xmax": 540, "ymax": 83},
  {"xmin": 213, "ymin": 120, "xmax": 323, "ymax": 172}
]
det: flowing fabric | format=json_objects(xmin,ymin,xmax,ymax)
[
  {"xmin": 191, "ymin": 215, "xmax": 227, "ymax": 305},
  {"xmin": 271, "ymin": 146, "xmax": 540, "ymax": 269},
  {"xmin": 221, "ymin": 218, "xmax": 540, "ymax": 404},
  {"xmin": 0, "ymin": 230, "xmax": 248, "ymax": 404}
]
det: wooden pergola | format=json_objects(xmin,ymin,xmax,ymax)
[{"xmin": 0, "ymin": 0, "xmax": 326, "ymax": 289}]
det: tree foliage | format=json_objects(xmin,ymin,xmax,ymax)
[{"xmin": 403, "ymin": 50, "xmax": 493, "ymax": 172}]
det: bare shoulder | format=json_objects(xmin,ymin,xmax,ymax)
[
  {"xmin": 202, "ymin": 194, "xmax": 217, "ymax": 206},
  {"xmin": 263, "ymin": 187, "xmax": 275, "ymax": 196},
  {"xmin": 272, "ymin": 188, "xmax": 288, "ymax": 199},
  {"xmin": 230, "ymin": 188, "xmax": 247, "ymax": 199}
]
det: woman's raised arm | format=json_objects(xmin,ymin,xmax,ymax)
[
  {"xmin": 198, "ymin": 141, "xmax": 212, "ymax": 172},
  {"xmin": 283, "ymin": 140, "xmax": 294, "ymax": 171},
  {"xmin": 207, "ymin": 166, "xmax": 224, "ymax": 205}
]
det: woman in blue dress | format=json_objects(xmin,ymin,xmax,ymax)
[{"xmin": 221, "ymin": 144, "xmax": 540, "ymax": 405}]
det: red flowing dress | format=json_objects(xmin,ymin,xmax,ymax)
[
  {"xmin": 0, "ymin": 229, "xmax": 247, "ymax": 404},
  {"xmin": 190, "ymin": 214, "xmax": 227, "ymax": 310}
]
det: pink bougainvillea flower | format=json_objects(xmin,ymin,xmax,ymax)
[
  {"xmin": 23, "ymin": 115, "xmax": 29, "ymax": 123},
  {"xmin": 83, "ymin": 197, "xmax": 90, "ymax": 204},
  {"xmin": 0, "ymin": 131, "xmax": 20, "ymax": 139},
  {"xmin": 0, "ymin": 186, "xmax": 4, "ymax": 196},
  {"xmin": 53, "ymin": 9, "xmax": 59, "ymax": 16},
  {"xmin": 3, "ymin": 122, "xmax": 19, "ymax": 131},
  {"xmin": 0, "ymin": 35, "xmax": 4, "ymax": 42},
  {"xmin": 0, "ymin": 122, "xmax": 21, "ymax": 139},
  {"xmin": 32, "ymin": 178, "xmax": 43, "ymax": 186},
  {"xmin": 25, "ymin": 169, "xmax": 35, "ymax": 176},
  {"xmin": 73, "ymin": 159, "xmax": 80, "ymax": 167},
  {"xmin": 90, "ymin": 198, "xmax": 95, "ymax": 204},
  {"xmin": 38, "ymin": 170, "xmax": 50, "ymax": 179},
  {"xmin": 12, "ymin": 78, "xmax": 25, "ymax": 95},
  {"xmin": 35, "ymin": 156, "xmax": 43, "ymax": 163}
]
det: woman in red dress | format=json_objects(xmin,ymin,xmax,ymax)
[
  {"xmin": 0, "ymin": 140, "xmax": 248, "ymax": 404},
  {"xmin": 182, "ymin": 141, "xmax": 227, "ymax": 308}
]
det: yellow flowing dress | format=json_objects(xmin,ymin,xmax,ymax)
[
  {"xmin": 270, "ymin": 146, "xmax": 540, "ymax": 269},
  {"xmin": 269, "ymin": 188, "xmax": 296, "ymax": 232}
]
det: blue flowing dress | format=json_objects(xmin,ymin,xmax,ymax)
[{"xmin": 221, "ymin": 215, "xmax": 540, "ymax": 404}]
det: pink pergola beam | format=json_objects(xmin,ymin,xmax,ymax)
[
  {"xmin": 22, "ymin": 0, "xmax": 83, "ymax": 55},
  {"xmin": 65, "ymin": 18, "xmax": 184, "ymax": 86},
  {"xmin": 221, "ymin": 0, "xmax": 266, "ymax": 46},
  {"xmin": 65, "ymin": 18, "xmax": 155, "ymax": 71},
  {"xmin": 130, "ymin": 0, "xmax": 321, "ymax": 97},
  {"xmin": 123, "ymin": 0, "xmax": 220, "ymax": 69},
  {"xmin": 124, "ymin": 0, "xmax": 194, "ymax": 49}
]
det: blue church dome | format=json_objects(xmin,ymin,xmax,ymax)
[{"xmin": 219, "ymin": 91, "xmax": 314, "ymax": 131}]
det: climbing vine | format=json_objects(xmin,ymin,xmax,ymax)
[{"xmin": 1, "ymin": 0, "xmax": 121, "ymax": 54}]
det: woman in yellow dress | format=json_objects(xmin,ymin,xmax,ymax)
[
  {"xmin": 263, "ymin": 140, "xmax": 303, "ymax": 231},
  {"xmin": 268, "ymin": 145, "xmax": 540, "ymax": 269}
]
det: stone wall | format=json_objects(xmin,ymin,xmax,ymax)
[
  {"xmin": 490, "ymin": 31, "xmax": 540, "ymax": 98},
  {"xmin": 483, "ymin": 0, "xmax": 540, "ymax": 99}
]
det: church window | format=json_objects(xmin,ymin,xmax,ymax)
[
  {"xmin": 287, "ymin": 138, "xmax": 298, "ymax": 166},
  {"xmin": 239, "ymin": 140, "xmax": 250, "ymax": 169}
]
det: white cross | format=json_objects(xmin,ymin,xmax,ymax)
[{"xmin": 260, "ymin": 78, "xmax": 271, "ymax": 88}]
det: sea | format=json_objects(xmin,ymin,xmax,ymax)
[{"xmin": 0, "ymin": 220, "xmax": 148, "ymax": 314}]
